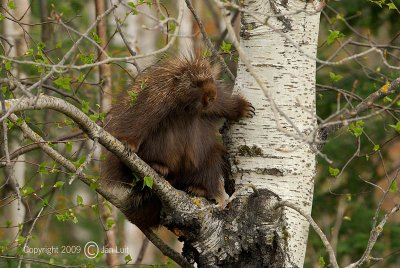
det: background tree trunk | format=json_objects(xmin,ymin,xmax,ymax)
[
  {"xmin": 1, "ymin": 0, "xmax": 30, "ymax": 246},
  {"xmin": 95, "ymin": 0, "xmax": 120, "ymax": 266},
  {"xmin": 227, "ymin": 0, "xmax": 321, "ymax": 266}
]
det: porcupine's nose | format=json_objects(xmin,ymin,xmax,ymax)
[{"xmin": 202, "ymin": 84, "xmax": 217, "ymax": 108}]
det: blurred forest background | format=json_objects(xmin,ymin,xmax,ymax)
[{"xmin": 0, "ymin": 0, "xmax": 399, "ymax": 267}]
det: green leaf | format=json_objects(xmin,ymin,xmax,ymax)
[
  {"xmin": 389, "ymin": 180, "xmax": 398, "ymax": 193},
  {"xmin": 106, "ymin": 218, "xmax": 115, "ymax": 229},
  {"xmin": 329, "ymin": 166, "xmax": 340, "ymax": 177},
  {"xmin": 373, "ymin": 144, "xmax": 380, "ymax": 151},
  {"xmin": 349, "ymin": 120, "xmax": 364, "ymax": 137},
  {"xmin": 384, "ymin": 96, "xmax": 392, "ymax": 103},
  {"xmin": 88, "ymin": 111, "xmax": 104, "ymax": 122},
  {"xmin": 169, "ymin": 21, "xmax": 176, "ymax": 32},
  {"xmin": 202, "ymin": 49, "xmax": 212, "ymax": 58},
  {"xmin": 0, "ymin": 13, "xmax": 5, "ymax": 21},
  {"xmin": 91, "ymin": 204, "xmax": 99, "ymax": 216},
  {"xmin": 5, "ymin": 61, "xmax": 11, "ymax": 71},
  {"xmin": 318, "ymin": 256, "xmax": 325, "ymax": 267},
  {"xmin": 125, "ymin": 254, "xmax": 132, "ymax": 264},
  {"xmin": 25, "ymin": 48, "xmax": 34, "ymax": 56},
  {"xmin": 87, "ymin": 175, "xmax": 100, "ymax": 182},
  {"xmin": 329, "ymin": 72, "xmax": 343, "ymax": 82},
  {"xmin": 143, "ymin": 176, "xmax": 153, "ymax": 189},
  {"xmin": 79, "ymin": 53, "xmax": 95, "ymax": 64},
  {"xmin": 56, "ymin": 41, "xmax": 62, "ymax": 48},
  {"xmin": 128, "ymin": 91, "xmax": 138, "ymax": 105},
  {"xmin": 367, "ymin": 0, "xmax": 385, "ymax": 8},
  {"xmin": 78, "ymin": 73, "xmax": 85, "ymax": 82},
  {"xmin": 22, "ymin": 186, "xmax": 34, "ymax": 196},
  {"xmin": 326, "ymin": 30, "xmax": 345, "ymax": 45},
  {"xmin": 38, "ymin": 162, "xmax": 48, "ymax": 175},
  {"xmin": 7, "ymin": 0, "xmax": 15, "ymax": 10},
  {"xmin": 53, "ymin": 77, "xmax": 72, "ymax": 91},
  {"xmin": 387, "ymin": 3, "xmax": 397, "ymax": 9},
  {"xmin": 15, "ymin": 117, "xmax": 24, "ymax": 126},
  {"xmin": 35, "ymin": 59, "xmax": 44, "ymax": 74},
  {"xmin": 81, "ymin": 100, "xmax": 89, "ymax": 114},
  {"xmin": 335, "ymin": 14, "xmax": 344, "ymax": 21},
  {"xmin": 127, "ymin": 1, "xmax": 137, "ymax": 8},
  {"xmin": 15, "ymin": 236, "xmax": 26, "ymax": 246},
  {"xmin": 66, "ymin": 142, "xmax": 72, "ymax": 152},
  {"xmin": 42, "ymin": 199, "xmax": 49, "ymax": 207},
  {"xmin": 72, "ymin": 156, "xmax": 86, "ymax": 168},
  {"xmin": 90, "ymin": 180, "xmax": 99, "ymax": 191},
  {"xmin": 389, "ymin": 121, "xmax": 400, "ymax": 133},
  {"xmin": 56, "ymin": 210, "xmax": 78, "ymax": 224},
  {"xmin": 220, "ymin": 41, "xmax": 232, "ymax": 53},
  {"xmin": 89, "ymin": 114, "xmax": 98, "ymax": 122},
  {"xmin": 53, "ymin": 181, "xmax": 65, "ymax": 188},
  {"xmin": 91, "ymin": 32, "xmax": 101, "ymax": 44},
  {"xmin": 6, "ymin": 119, "xmax": 14, "ymax": 129},
  {"xmin": 37, "ymin": 42, "xmax": 46, "ymax": 50}
]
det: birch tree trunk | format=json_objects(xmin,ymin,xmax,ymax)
[
  {"xmin": 178, "ymin": 1, "xmax": 194, "ymax": 57},
  {"xmin": 1, "ymin": 0, "xmax": 30, "ymax": 245},
  {"xmin": 227, "ymin": 1, "xmax": 321, "ymax": 266}
]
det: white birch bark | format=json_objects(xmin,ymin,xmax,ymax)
[
  {"xmin": 1, "ymin": 0, "xmax": 30, "ymax": 244},
  {"xmin": 112, "ymin": 0, "xmax": 157, "ymax": 73},
  {"xmin": 178, "ymin": 1, "xmax": 194, "ymax": 57},
  {"xmin": 228, "ymin": 1, "xmax": 321, "ymax": 266}
]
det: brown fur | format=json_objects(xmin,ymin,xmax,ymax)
[{"xmin": 101, "ymin": 56, "xmax": 254, "ymax": 228}]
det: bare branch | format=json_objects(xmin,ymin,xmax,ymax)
[
  {"xmin": 346, "ymin": 204, "xmax": 400, "ymax": 268},
  {"xmin": 142, "ymin": 228, "xmax": 193, "ymax": 268},
  {"xmin": 320, "ymin": 77, "xmax": 400, "ymax": 137}
]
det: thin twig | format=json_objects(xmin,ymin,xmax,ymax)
[
  {"xmin": 320, "ymin": 78, "xmax": 400, "ymax": 136},
  {"xmin": 68, "ymin": 137, "xmax": 98, "ymax": 184},
  {"xmin": 134, "ymin": 237, "xmax": 149, "ymax": 264},
  {"xmin": 184, "ymin": 0, "xmax": 235, "ymax": 81},
  {"xmin": 141, "ymin": 228, "xmax": 193, "ymax": 268},
  {"xmin": 111, "ymin": 2, "xmax": 140, "ymax": 72},
  {"xmin": 17, "ymin": 207, "xmax": 45, "ymax": 268}
]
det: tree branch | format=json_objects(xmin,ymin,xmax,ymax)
[
  {"xmin": 3, "ymin": 95, "xmax": 202, "ymax": 213},
  {"xmin": 7, "ymin": 112, "xmax": 192, "ymax": 267},
  {"xmin": 142, "ymin": 229, "xmax": 193, "ymax": 268},
  {"xmin": 320, "ymin": 77, "xmax": 400, "ymax": 137}
]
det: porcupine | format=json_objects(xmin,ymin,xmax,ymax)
[{"xmin": 101, "ymin": 56, "xmax": 254, "ymax": 228}]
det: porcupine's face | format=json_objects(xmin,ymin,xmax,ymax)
[
  {"xmin": 193, "ymin": 78, "xmax": 217, "ymax": 110},
  {"xmin": 172, "ymin": 57, "xmax": 218, "ymax": 114},
  {"xmin": 179, "ymin": 76, "xmax": 217, "ymax": 114}
]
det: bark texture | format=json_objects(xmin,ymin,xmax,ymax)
[
  {"xmin": 227, "ymin": 0, "xmax": 320, "ymax": 266},
  {"xmin": 165, "ymin": 189, "xmax": 285, "ymax": 267}
]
